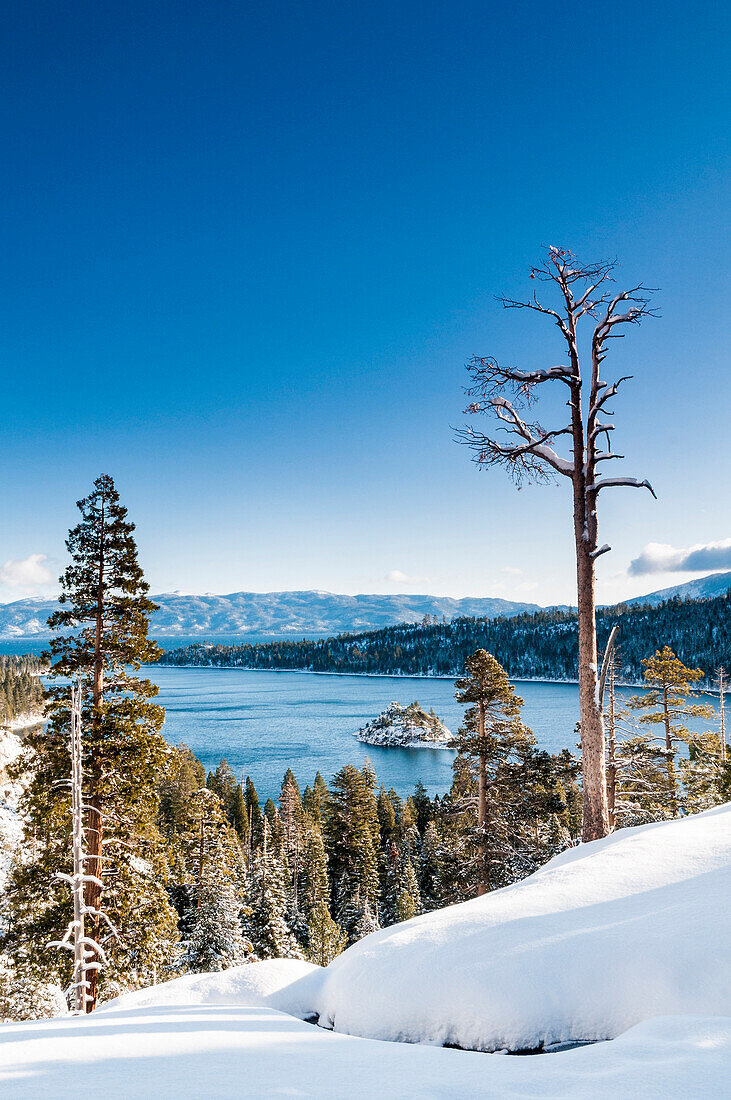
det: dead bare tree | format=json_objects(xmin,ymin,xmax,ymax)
[
  {"xmin": 456, "ymin": 247, "xmax": 657, "ymax": 841},
  {"xmin": 48, "ymin": 682, "xmax": 111, "ymax": 1012}
]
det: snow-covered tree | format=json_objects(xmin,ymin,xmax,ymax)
[
  {"xmin": 306, "ymin": 901, "xmax": 346, "ymax": 967},
  {"xmin": 178, "ymin": 864, "xmax": 251, "ymax": 973}
]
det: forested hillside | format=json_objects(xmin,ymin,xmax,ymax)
[
  {"xmin": 159, "ymin": 593, "xmax": 731, "ymax": 684},
  {"xmin": 0, "ymin": 656, "xmax": 44, "ymax": 726}
]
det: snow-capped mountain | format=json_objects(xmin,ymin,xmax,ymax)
[
  {"xmin": 0, "ymin": 590, "xmax": 542, "ymax": 643},
  {"xmin": 0, "ymin": 572, "xmax": 727, "ymax": 644},
  {"xmin": 623, "ymin": 570, "xmax": 731, "ymax": 606}
]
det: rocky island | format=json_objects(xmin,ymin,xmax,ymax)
[{"xmin": 355, "ymin": 701, "xmax": 452, "ymax": 748}]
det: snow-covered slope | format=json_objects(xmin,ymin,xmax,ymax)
[
  {"xmin": 623, "ymin": 570, "xmax": 731, "ymax": 605},
  {"xmin": 3, "ymin": 812, "xmax": 731, "ymax": 1097},
  {"xmin": 0, "ymin": 590, "xmax": 542, "ymax": 642},
  {"xmin": 316, "ymin": 804, "xmax": 731, "ymax": 1051}
]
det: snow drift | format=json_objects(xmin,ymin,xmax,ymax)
[
  {"xmin": 104, "ymin": 958, "xmax": 323, "ymax": 1019},
  {"xmin": 1, "ymin": 1005, "xmax": 729, "ymax": 1098},
  {"xmin": 316, "ymin": 804, "xmax": 731, "ymax": 1051}
]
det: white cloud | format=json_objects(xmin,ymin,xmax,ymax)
[
  {"xmin": 385, "ymin": 569, "xmax": 434, "ymax": 586},
  {"xmin": 629, "ymin": 539, "xmax": 731, "ymax": 576},
  {"xmin": 0, "ymin": 553, "xmax": 54, "ymax": 590},
  {"xmin": 500, "ymin": 566, "xmax": 524, "ymax": 576}
]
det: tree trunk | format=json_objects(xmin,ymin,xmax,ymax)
[
  {"xmin": 606, "ymin": 655, "xmax": 616, "ymax": 831},
  {"xmin": 85, "ymin": 496, "xmax": 106, "ymax": 1012},
  {"xmin": 662, "ymin": 684, "xmax": 678, "ymax": 816},
  {"xmin": 476, "ymin": 701, "xmax": 487, "ymax": 896},
  {"xmin": 575, "ymin": 526, "xmax": 608, "ymax": 841}
]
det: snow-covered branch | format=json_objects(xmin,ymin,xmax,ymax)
[{"xmin": 587, "ymin": 477, "xmax": 657, "ymax": 498}]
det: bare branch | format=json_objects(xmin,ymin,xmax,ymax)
[{"xmin": 588, "ymin": 477, "xmax": 657, "ymax": 498}]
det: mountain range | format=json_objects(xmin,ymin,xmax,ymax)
[{"xmin": 0, "ymin": 572, "xmax": 728, "ymax": 643}]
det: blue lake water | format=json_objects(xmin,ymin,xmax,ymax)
[{"xmin": 147, "ymin": 666, "xmax": 701, "ymax": 801}]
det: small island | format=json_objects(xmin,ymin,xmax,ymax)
[{"xmin": 355, "ymin": 701, "xmax": 452, "ymax": 748}]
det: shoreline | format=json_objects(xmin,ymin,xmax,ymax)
[{"xmin": 149, "ymin": 663, "xmax": 650, "ymax": 690}]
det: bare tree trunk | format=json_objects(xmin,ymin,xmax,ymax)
[
  {"xmin": 85, "ymin": 495, "xmax": 106, "ymax": 1011},
  {"xmin": 606, "ymin": 655, "xmax": 617, "ymax": 831},
  {"xmin": 718, "ymin": 668, "xmax": 726, "ymax": 762},
  {"xmin": 70, "ymin": 683, "xmax": 87, "ymax": 1015},
  {"xmin": 476, "ymin": 701, "xmax": 487, "ymax": 896},
  {"xmin": 662, "ymin": 684, "xmax": 678, "ymax": 816}
]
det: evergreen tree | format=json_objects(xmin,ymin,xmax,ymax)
[
  {"xmin": 247, "ymin": 819, "xmax": 303, "ymax": 960},
  {"xmin": 453, "ymin": 649, "xmax": 528, "ymax": 895},
  {"xmin": 396, "ymin": 858, "xmax": 421, "ymax": 922},
  {"xmin": 301, "ymin": 819, "xmax": 330, "ymax": 916},
  {"xmin": 178, "ymin": 862, "xmax": 251, "ymax": 973},
  {"xmin": 4, "ymin": 474, "xmax": 178, "ymax": 1011},
  {"xmin": 207, "ymin": 759, "xmax": 238, "ymax": 822},
  {"xmin": 230, "ymin": 784, "xmax": 249, "ymax": 843},
  {"xmin": 245, "ymin": 776, "xmax": 264, "ymax": 849},
  {"xmin": 280, "ymin": 769, "xmax": 305, "ymax": 911},
  {"xmin": 306, "ymin": 901, "xmax": 346, "ymax": 967},
  {"xmin": 325, "ymin": 764, "xmax": 380, "ymax": 933},
  {"xmin": 629, "ymin": 647, "xmax": 715, "ymax": 816}
]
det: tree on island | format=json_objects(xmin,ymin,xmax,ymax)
[{"xmin": 457, "ymin": 249, "xmax": 657, "ymax": 840}]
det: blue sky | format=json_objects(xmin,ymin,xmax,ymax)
[{"xmin": 1, "ymin": 0, "xmax": 728, "ymax": 606}]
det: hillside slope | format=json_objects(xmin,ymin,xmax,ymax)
[
  {"xmin": 0, "ymin": 590, "xmax": 541, "ymax": 642},
  {"xmin": 625, "ymin": 570, "xmax": 731, "ymax": 606},
  {"xmin": 2, "ymin": 810, "xmax": 730, "ymax": 1097},
  {"xmin": 160, "ymin": 591, "xmax": 731, "ymax": 683}
]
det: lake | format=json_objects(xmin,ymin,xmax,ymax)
[{"xmin": 148, "ymin": 666, "xmax": 710, "ymax": 801}]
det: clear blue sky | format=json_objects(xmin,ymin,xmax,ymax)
[{"xmin": 1, "ymin": 0, "xmax": 728, "ymax": 605}]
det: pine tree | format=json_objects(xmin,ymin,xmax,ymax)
[
  {"xmin": 629, "ymin": 647, "xmax": 715, "ymax": 816},
  {"xmin": 178, "ymin": 862, "xmax": 251, "ymax": 973},
  {"xmin": 306, "ymin": 901, "xmax": 346, "ymax": 967},
  {"xmin": 453, "ymin": 650, "xmax": 528, "ymax": 895},
  {"xmin": 300, "ymin": 818, "xmax": 330, "ymax": 917},
  {"xmin": 4, "ymin": 474, "xmax": 178, "ymax": 1011},
  {"xmin": 207, "ymin": 759, "xmax": 238, "ymax": 822},
  {"xmin": 230, "ymin": 784, "xmax": 249, "ymax": 843},
  {"xmin": 396, "ymin": 859, "xmax": 421, "ymax": 923},
  {"xmin": 325, "ymin": 765, "xmax": 380, "ymax": 934},
  {"xmin": 245, "ymin": 776, "xmax": 264, "ymax": 849},
  {"xmin": 247, "ymin": 819, "xmax": 303, "ymax": 960},
  {"xmin": 280, "ymin": 769, "xmax": 305, "ymax": 912}
]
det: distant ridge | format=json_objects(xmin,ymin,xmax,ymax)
[
  {"xmin": 0, "ymin": 590, "xmax": 542, "ymax": 642},
  {"xmin": 622, "ymin": 571, "xmax": 731, "ymax": 607},
  {"xmin": 0, "ymin": 572, "xmax": 727, "ymax": 644}
]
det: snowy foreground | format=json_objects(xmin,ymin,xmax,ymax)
[{"xmin": 1, "ymin": 808, "xmax": 730, "ymax": 1098}]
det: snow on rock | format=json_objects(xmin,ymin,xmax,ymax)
[
  {"xmin": 0, "ymin": 1005, "xmax": 729, "ymax": 1098},
  {"xmin": 355, "ymin": 701, "xmax": 451, "ymax": 748},
  {"xmin": 316, "ymin": 804, "xmax": 731, "ymax": 1052},
  {"xmin": 104, "ymin": 959, "xmax": 325, "ymax": 1019}
]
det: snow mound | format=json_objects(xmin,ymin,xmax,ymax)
[
  {"xmin": 1, "ymin": 1006, "xmax": 729, "ymax": 1098},
  {"xmin": 316, "ymin": 805, "xmax": 731, "ymax": 1051},
  {"xmin": 104, "ymin": 959, "xmax": 324, "ymax": 1019}
]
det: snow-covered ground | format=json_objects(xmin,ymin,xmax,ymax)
[
  {"xmin": 317, "ymin": 804, "xmax": 731, "ymax": 1051},
  {"xmin": 1, "ymin": 984, "xmax": 729, "ymax": 1098},
  {"xmin": 1, "ymin": 808, "xmax": 730, "ymax": 1097}
]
